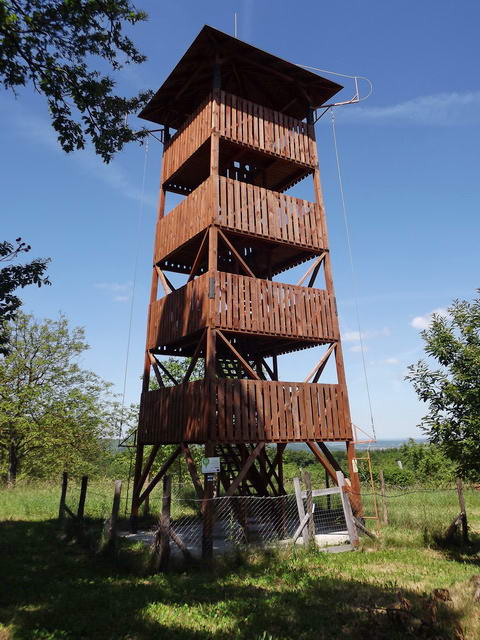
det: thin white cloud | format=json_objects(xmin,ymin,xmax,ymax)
[
  {"xmin": 1, "ymin": 97, "xmax": 156, "ymax": 206},
  {"xmin": 339, "ymin": 91, "xmax": 480, "ymax": 126},
  {"xmin": 342, "ymin": 327, "xmax": 390, "ymax": 342},
  {"xmin": 350, "ymin": 344, "xmax": 368, "ymax": 353},
  {"xmin": 95, "ymin": 282, "xmax": 131, "ymax": 292},
  {"xmin": 95, "ymin": 281, "xmax": 132, "ymax": 302},
  {"xmin": 342, "ymin": 330, "xmax": 364, "ymax": 342},
  {"xmin": 384, "ymin": 357, "xmax": 399, "ymax": 365},
  {"xmin": 410, "ymin": 307, "xmax": 449, "ymax": 330}
]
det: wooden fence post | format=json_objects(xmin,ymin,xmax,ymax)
[
  {"xmin": 293, "ymin": 476, "xmax": 308, "ymax": 545},
  {"xmin": 77, "ymin": 475, "xmax": 88, "ymax": 520},
  {"xmin": 456, "ymin": 477, "xmax": 468, "ymax": 543},
  {"xmin": 110, "ymin": 480, "xmax": 122, "ymax": 545},
  {"xmin": 58, "ymin": 471, "xmax": 68, "ymax": 523},
  {"xmin": 159, "ymin": 475, "xmax": 172, "ymax": 570},
  {"xmin": 302, "ymin": 470, "xmax": 315, "ymax": 544},
  {"xmin": 336, "ymin": 471, "xmax": 359, "ymax": 547},
  {"xmin": 379, "ymin": 470, "xmax": 388, "ymax": 526}
]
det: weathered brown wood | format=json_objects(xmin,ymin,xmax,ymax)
[
  {"xmin": 136, "ymin": 444, "xmax": 160, "ymax": 494},
  {"xmin": 138, "ymin": 445, "xmax": 182, "ymax": 505},
  {"xmin": 225, "ymin": 443, "xmax": 265, "ymax": 496},
  {"xmin": 296, "ymin": 252, "xmax": 326, "ymax": 286},
  {"xmin": 456, "ymin": 478, "xmax": 468, "ymax": 543},
  {"xmin": 182, "ymin": 329, "xmax": 206, "ymax": 383},
  {"xmin": 108, "ymin": 480, "xmax": 122, "ymax": 548},
  {"xmin": 182, "ymin": 443, "xmax": 204, "ymax": 499},
  {"xmin": 58, "ymin": 471, "xmax": 68, "ymax": 523},
  {"xmin": 156, "ymin": 266, "xmax": 173, "ymax": 295},
  {"xmin": 303, "ymin": 343, "xmax": 335, "ymax": 383},
  {"xmin": 134, "ymin": 31, "xmax": 363, "ymax": 530},
  {"xmin": 77, "ymin": 475, "xmax": 88, "ymax": 520}
]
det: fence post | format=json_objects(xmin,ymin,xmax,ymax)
[
  {"xmin": 77, "ymin": 475, "xmax": 88, "ymax": 520},
  {"xmin": 336, "ymin": 471, "xmax": 359, "ymax": 547},
  {"xmin": 379, "ymin": 470, "xmax": 388, "ymax": 526},
  {"xmin": 456, "ymin": 477, "xmax": 468, "ymax": 543},
  {"xmin": 58, "ymin": 471, "xmax": 68, "ymax": 523},
  {"xmin": 159, "ymin": 475, "xmax": 172, "ymax": 570},
  {"xmin": 110, "ymin": 480, "xmax": 122, "ymax": 545},
  {"xmin": 293, "ymin": 476, "xmax": 308, "ymax": 545},
  {"xmin": 302, "ymin": 470, "xmax": 315, "ymax": 544}
]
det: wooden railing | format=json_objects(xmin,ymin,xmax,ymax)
[
  {"xmin": 214, "ymin": 272, "xmax": 338, "ymax": 340},
  {"xmin": 217, "ymin": 91, "xmax": 316, "ymax": 166},
  {"xmin": 161, "ymin": 91, "xmax": 316, "ymax": 184},
  {"xmin": 148, "ymin": 272, "xmax": 338, "ymax": 348},
  {"xmin": 155, "ymin": 176, "xmax": 326, "ymax": 264},
  {"xmin": 138, "ymin": 381, "xmax": 351, "ymax": 444},
  {"xmin": 155, "ymin": 178, "xmax": 213, "ymax": 264},
  {"xmin": 162, "ymin": 97, "xmax": 212, "ymax": 182},
  {"xmin": 148, "ymin": 275, "xmax": 209, "ymax": 348},
  {"xmin": 217, "ymin": 176, "xmax": 326, "ymax": 248}
]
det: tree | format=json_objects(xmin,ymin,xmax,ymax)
[
  {"xmin": 0, "ymin": 237, "xmax": 50, "ymax": 355},
  {"xmin": 0, "ymin": 312, "xmax": 116, "ymax": 485},
  {"xmin": 406, "ymin": 292, "xmax": 480, "ymax": 481},
  {"xmin": 0, "ymin": 0, "xmax": 152, "ymax": 162}
]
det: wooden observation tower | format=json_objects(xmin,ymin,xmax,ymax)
[{"xmin": 131, "ymin": 26, "xmax": 362, "ymax": 532}]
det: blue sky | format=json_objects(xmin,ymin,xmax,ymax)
[{"xmin": 2, "ymin": 0, "xmax": 479, "ymax": 439}]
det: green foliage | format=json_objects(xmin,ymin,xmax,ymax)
[
  {"xmin": 0, "ymin": 312, "xmax": 120, "ymax": 483},
  {"xmin": 406, "ymin": 292, "xmax": 480, "ymax": 481},
  {"xmin": 0, "ymin": 0, "xmax": 152, "ymax": 162},
  {"xmin": 149, "ymin": 355, "xmax": 205, "ymax": 389},
  {"xmin": 0, "ymin": 238, "xmax": 50, "ymax": 355}
]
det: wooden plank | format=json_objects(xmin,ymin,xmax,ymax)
[
  {"xmin": 225, "ymin": 443, "xmax": 265, "ymax": 496},
  {"xmin": 138, "ymin": 445, "xmax": 182, "ymax": 505}
]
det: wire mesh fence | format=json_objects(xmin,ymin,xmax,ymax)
[{"xmin": 159, "ymin": 487, "xmax": 350, "ymax": 560}]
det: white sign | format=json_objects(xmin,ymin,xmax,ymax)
[{"xmin": 202, "ymin": 457, "xmax": 220, "ymax": 474}]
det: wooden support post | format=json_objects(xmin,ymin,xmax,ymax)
[
  {"xmin": 158, "ymin": 475, "xmax": 172, "ymax": 570},
  {"xmin": 130, "ymin": 443, "xmax": 144, "ymax": 531},
  {"xmin": 58, "ymin": 471, "xmax": 68, "ymax": 523},
  {"xmin": 293, "ymin": 476, "xmax": 308, "ymax": 545},
  {"xmin": 337, "ymin": 471, "xmax": 359, "ymax": 547},
  {"xmin": 379, "ymin": 470, "xmax": 388, "ymax": 526},
  {"xmin": 303, "ymin": 470, "xmax": 315, "ymax": 544},
  {"xmin": 142, "ymin": 473, "xmax": 151, "ymax": 518},
  {"xmin": 456, "ymin": 477, "xmax": 468, "ymax": 543},
  {"xmin": 77, "ymin": 475, "xmax": 88, "ymax": 520}
]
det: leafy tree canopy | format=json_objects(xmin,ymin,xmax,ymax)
[
  {"xmin": 0, "ymin": 311, "xmax": 121, "ymax": 484},
  {"xmin": 0, "ymin": 238, "xmax": 50, "ymax": 355},
  {"xmin": 406, "ymin": 292, "xmax": 480, "ymax": 481},
  {"xmin": 0, "ymin": 0, "xmax": 152, "ymax": 162}
]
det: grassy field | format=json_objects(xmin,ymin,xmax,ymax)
[{"xmin": 1, "ymin": 480, "xmax": 479, "ymax": 639}]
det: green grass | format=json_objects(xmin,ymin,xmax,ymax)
[{"xmin": 1, "ymin": 481, "xmax": 480, "ymax": 639}]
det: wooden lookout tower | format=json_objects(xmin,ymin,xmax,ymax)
[{"xmin": 131, "ymin": 26, "xmax": 362, "ymax": 537}]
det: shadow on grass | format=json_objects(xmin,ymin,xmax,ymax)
[
  {"xmin": 0, "ymin": 520, "xmax": 467, "ymax": 640},
  {"xmin": 431, "ymin": 530, "xmax": 480, "ymax": 568}
]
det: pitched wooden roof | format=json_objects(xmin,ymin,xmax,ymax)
[{"xmin": 139, "ymin": 25, "xmax": 342, "ymax": 128}]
